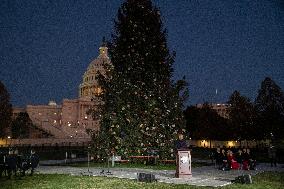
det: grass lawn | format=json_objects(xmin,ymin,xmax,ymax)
[
  {"xmin": 0, "ymin": 172, "xmax": 283, "ymax": 189},
  {"xmin": 67, "ymin": 162, "xmax": 210, "ymax": 170}
]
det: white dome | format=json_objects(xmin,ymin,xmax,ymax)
[
  {"xmin": 48, "ymin": 101, "xmax": 57, "ymax": 106},
  {"xmin": 78, "ymin": 42, "xmax": 111, "ymax": 98}
]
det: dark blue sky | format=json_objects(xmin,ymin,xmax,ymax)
[{"xmin": 0, "ymin": 0, "xmax": 283, "ymax": 107}]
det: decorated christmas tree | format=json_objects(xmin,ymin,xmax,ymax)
[{"xmin": 93, "ymin": 0, "xmax": 188, "ymax": 159}]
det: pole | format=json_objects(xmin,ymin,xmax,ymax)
[
  {"xmin": 87, "ymin": 151, "xmax": 90, "ymax": 173},
  {"xmin": 81, "ymin": 146, "xmax": 93, "ymax": 176},
  {"xmin": 106, "ymin": 154, "xmax": 111, "ymax": 174},
  {"xmin": 65, "ymin": 151, "xmax": 67, "ymax": 164},
  {"xmin": 106, "ymin": 143, "xmax": 112, "ymax": 175}
]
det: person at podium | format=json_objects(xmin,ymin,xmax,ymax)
[
  {"xmin": 175, "ymin": 132, "xmax": 188, "ymax": 151},
  {"xmin": 175, "ymin": 131, "xmax": 191, "ymax": 178}
]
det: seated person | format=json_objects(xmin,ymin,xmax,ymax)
[
  {"xmin": 235, "ymin": 149, "xmax": 243, "ymax": 169},
  {"xmin": 220, "ymin": 149, "xmax": 230, "ymax": 170},
  {"xmin": 227, "ymin": 150, "xmax": 239, "ymax": 170},
  {"xmin": 242, "ymin": 148, "xmax": 249, "ymax": 170},
  {"xmin": 246, "ymin": 149, "xmax": 256, "ymax": 170}
]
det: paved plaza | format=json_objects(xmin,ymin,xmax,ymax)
[{"xmin": 37, "ymin": 163, "xmax": 284, "ymax": 187}]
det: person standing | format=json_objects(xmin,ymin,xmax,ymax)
[
  {"xmin": 30, "ymin": 149, "xmax": 39, "ymax": 176},
  {"xmin": 175, "ymin": 132, "xmax": 188, "ymax": 150},
  {"xmin": 214, "ymin": 147, "xmax": 222, "ymax": 169},
  {"xmin": 175, "ymin": 131, "xmax": 189, "ymax": 178},
  {"xmin": 6, "ymin": 149, "xmax": 17, "ymax": 179},
  {"xmin": 268, "ymin": 145, "xmax": 277, "ymax": 167},
  {"xmin": 0, "ymin": 151, "xmax": 6, "ymax": 177},
  {"xmin": 15, "ymin": 150, "xmax": 23, "ymax": 175}
]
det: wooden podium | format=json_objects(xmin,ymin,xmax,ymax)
[{"xmin": 176, "ymin": 150, "xmax": 192, "ymax": 178}]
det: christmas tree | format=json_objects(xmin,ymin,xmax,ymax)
[
  {"xmin": 255, "ymin": 77, "xmax": 284, "ymax": 140},
  {"xmin": 93, "ymin": 0, "xmax": 188, "ymax": 159},
  {"xmin": 0, "ymin": 81, "xmax": 12, "ymax": 138}
]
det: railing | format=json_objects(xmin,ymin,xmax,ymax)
[
  {"xmin": 32, "ymin": 117, "xmax": 67, "ymax": 138},
  {"xmin": 31, "ymin": 117, "xmax": 89, "ymax": 139},
  {"xmin": 40, "ymin": 158, "xmax": 88, "ymax": 165},
  {"xmin": 0, "ymin": 138, "xmax": 92, "ymax": 147}
]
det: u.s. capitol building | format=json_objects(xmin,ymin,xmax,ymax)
[{"xmin": 12, "ymin": 41, "xmax": 110, "ymax": 139}]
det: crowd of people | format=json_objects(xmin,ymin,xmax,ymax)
[
  {"xmin": 0, "ymin": 149, "xmax": 39, "ymax": 179},
  {"xmin": 214, "ymin": 147, "xmax": 256, "ymax": 171}
]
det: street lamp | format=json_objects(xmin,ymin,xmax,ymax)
[
  {"xmin": 81, "ymin": 145, "xmax": 94, "ymax": 176},
  {"xmin": 87, "ymin": 146, "xmax": 91, "ymax": 173}
]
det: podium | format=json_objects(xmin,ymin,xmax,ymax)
[{"xmin": 176, "ymin": 150, "xmax": 192, "ymax": 178}]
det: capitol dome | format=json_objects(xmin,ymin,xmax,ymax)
[{"xmin": 79, "ymin": 38, "xmax": 111, "ymax": 99}]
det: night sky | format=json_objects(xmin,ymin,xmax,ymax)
[{"xmin": 0, "ymin": 0, "xmax": 283, "ymax": 108}]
